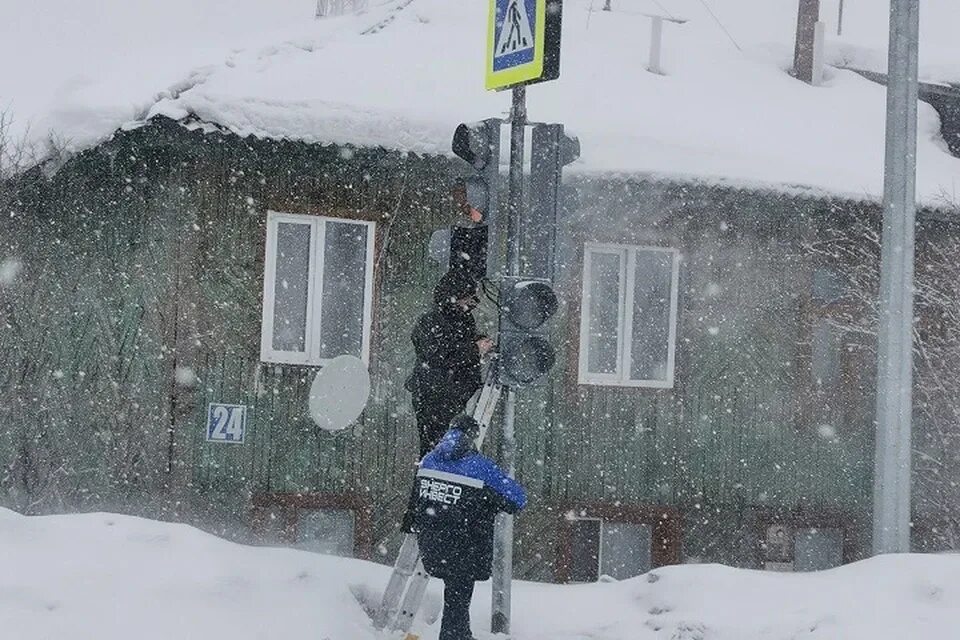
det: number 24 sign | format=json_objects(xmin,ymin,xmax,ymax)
[{"xmin": 206, "ymin": 403, "xmax": 247, "ymax": 444}]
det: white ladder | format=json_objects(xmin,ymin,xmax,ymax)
[{"xmin": 375, "ymin": 367, "xmax": 503, "ymax": 638}]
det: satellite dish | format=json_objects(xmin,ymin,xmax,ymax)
[{"xmin": 308, "ymin": 355, "xmax": 371, "ymax": 432}]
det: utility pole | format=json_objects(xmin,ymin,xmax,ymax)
[
  {"xmin": 873, "ymin": 0, "xmax": 920, "ymax": 555},
  {"xmin": 491, "ymin": 83, "xmax": 526, "ymax": 636},
  {"xmin": 793, "ymin": 0, "xmax": 821, "ymax": 83}
]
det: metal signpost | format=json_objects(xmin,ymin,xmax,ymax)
[
  {"xmin": 873, "ymin": 0, "xmax": 920, "ymax": 555},
  {"xmin": 486, "ymin": 0, "xmax": 563, "ymax": 634},
  {"xmin": 375, "ymin": 3, "xmax": 569, "ymax": 636}
]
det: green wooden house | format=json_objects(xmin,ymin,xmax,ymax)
[
  {"xmin": 3, "ymin": 113, "xmax": 958, "ymax": 582},
  {"xmin": 6, "ymin": 1, "xmax": 960, "ymax": 584}
]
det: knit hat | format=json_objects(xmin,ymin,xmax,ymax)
[{"xmin": 433, "ymin": 269, "xmax": 478, "ymax": 307}]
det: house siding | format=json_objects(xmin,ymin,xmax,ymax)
[{"xmin": 3, "ymin": 117, "xmax": 954, "ymax": 575}]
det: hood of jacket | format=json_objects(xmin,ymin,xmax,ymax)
[{"xmin": 432, "ymin": 429, "xmax": 476, "ymax": 461}]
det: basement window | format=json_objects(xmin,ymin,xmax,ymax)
[
  {"xmin": 578, "ymin": 243, "xmax": 680, "ymax": 388},
  {"xmin": 763, "ymin": 523, "xmax": 844, "ymax": 572},
  {"xmin": 260, "ymin": 211, "xmax": 375, "ymax": 366},
  {"xmin": 567, "ymin": 517, "xmax": 653, "ymax": 582},
  {"xmin": 293, "ymin": 508, "xmax": 356, "ymax": 557},
  {"xmin": 251, "ymin": 493, "xmax": 372, "ymax": 559},
  {"xmin": 558, "ymin": 504, "xmax": 680, "ymax": 583}
]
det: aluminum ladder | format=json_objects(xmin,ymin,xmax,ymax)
[{"xmin": 375, "ymin": 366, "xmax": 503, "ymax": 638}]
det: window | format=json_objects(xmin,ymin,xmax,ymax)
[
  {"xmin": 260, "ymin": 211, "xmax": 375, "ymax": 366},
  {"xmin": 762, "ymin": 523, "xmax": 844, "ymax": 572},
  {"xmin": 294, "ymin": 508, "xmax": 356, "ymax": 557},
  {"xmin": 794, "ymin": 527, "xmax": 843, "ymax": 571},
  {"xmin": 579, "ymin": 244, "xmax": 680, "ymax": 387},
  {"xmin": 567, "ymin": 518, "xmax": 653, "ymax": 582},
  {"xmin": 811, "ymin": 266, "xmax": 845, "ymax": 304},
  {"xmin": 811, "ymin": 318, "xmax": 842, "ymax": 388},
  {"xmin": 557, "ymin": 504, "xmax": 681, "ymax": 582},
  {"xmin": 250, "ymin": 493, "xmax": 372, "ymax": 559}
]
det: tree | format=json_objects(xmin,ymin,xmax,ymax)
[{"xmin": 806, "ymin": 204, "xmax": 960, "ymax": 549}]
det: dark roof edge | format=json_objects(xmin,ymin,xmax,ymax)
[{"xmin": 842, "ymin": 67, "xmax": 960, "ymax": 99}]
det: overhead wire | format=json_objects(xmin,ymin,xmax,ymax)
[
  {"xmin": 651, "ymin": 0, "xmax": 677, "ymax": 20},
  {"xmin": 696, "ymin": 0, "xmax": 743, "ymax": 51}
]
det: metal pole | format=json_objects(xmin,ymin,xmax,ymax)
[
  {"xmin": 873, "ymin": 0, "xmax": 919, "ymax": 555},
  {"xmin": 492, "ymin": 83, "xmax": 526, "ymax": 636},
  {"xmin": 838, "ymin": 0, "xmax": 845, "ymax": 36},
  {"xmin": 793, "ymin": 0, "xmax": 821, "ymax": 83},
  {"xmin": 648, "ymin": 16, "xmax": 664, "ymax": 74},
  {"xmin": 507, "ymin": 85, "xmax": 526, "ymax": 276}
]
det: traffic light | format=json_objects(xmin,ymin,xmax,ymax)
[
  {"xmin": 525, "ymin": 123, "xmax": 580, "ymax": 280},
  {"xmin": 448, "ymin": 224, "xmax": 488, "ymax": 283},
  {"xmin": 452, "ymin": 119, "xmax": 502, "ymax": 278},
  {"xmin": 498, "ymin": 276, "xmax": 559, "ymax": 387}
]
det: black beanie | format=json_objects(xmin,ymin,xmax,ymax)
[
  {"xmin": 433, "ymin": 269, "xmax": 478, "ymax": 306},
  {"xmin": 450, "ymin": 414, "xmax": 481, "ymax": 439}
]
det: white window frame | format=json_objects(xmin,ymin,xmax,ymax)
[
  {"xmin": 260, "ymin": 211, "xmax": 375, "ymax": 366},
  {"xmin": 578, "ymin": 242, "xmax": 680, "ymax": 388}
]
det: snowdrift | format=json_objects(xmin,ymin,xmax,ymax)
[{"xmin": 1, "ymin": 507, "xmax": 958, "ymax": 640}]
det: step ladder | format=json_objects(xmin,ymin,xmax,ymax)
[{"xmin": 375, "ymin": 364, "xmax": 503, "ymax": 638}]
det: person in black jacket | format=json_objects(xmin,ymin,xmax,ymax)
[
  {"xmin": 407, "ymin": 269, "xmax": 493, "ymax": 459},
  {"xmin": 415, "ymin": 414, "xmax": 527, "ymax": 640}
]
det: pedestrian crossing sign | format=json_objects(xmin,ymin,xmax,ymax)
[{"xmin": 486, "ymin": 0, "xmax": 561, "ymax": 90}]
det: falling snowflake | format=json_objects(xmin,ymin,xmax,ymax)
[
  {"xmin": 175, "ymin": 367, "xmax": 198, "ymax": 386},
  {"xmin": 817, "ymin": 424, "xmax": 838, "ymax": 440},
  {"xmin": 0, "ymin": 258, "xmax": 23, "ymax": 286}
]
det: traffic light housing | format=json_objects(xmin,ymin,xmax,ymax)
[
  {"xmin": 448, "ymin": 225, "xmax": 488, "ymax": 283},
  {"xmin": 452, "ymin": 119, "xmax": 502, "ymax": 278},
  {"xmin": 525, "ymin": 123, "xmax": 580, "ymax": 280},
  {"xmin": 498, "ymin": 277, "xmax": 559, "ymax": 387}
]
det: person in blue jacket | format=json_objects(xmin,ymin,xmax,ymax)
[{"xmin": 414, "ymin": 414, "xmax": 527, "ymax": 640}]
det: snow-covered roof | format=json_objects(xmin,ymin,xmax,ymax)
[{"xmin": 3, "ymin": 0, "xmax": 959, "ymax": 203}]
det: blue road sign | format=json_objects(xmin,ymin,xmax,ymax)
[{"xmin": 486, "ymin": 0, "xmax": 546, "ymax": 89}]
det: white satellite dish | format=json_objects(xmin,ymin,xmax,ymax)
[{"xmin": 308, "ymin": 355, "xmax": 371, "ymax": 432}]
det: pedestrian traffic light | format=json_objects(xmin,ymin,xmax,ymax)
[
  {"xmin": 452, "ymin": 119, "xmax": 502, "ymax": 277},
  {"xmin": 452, "ymin": 119, "xmax": 501, "ymax": 222},
  {"xmin": 498, "ymin": 276, "xmax": 559, "ymax": 387}
]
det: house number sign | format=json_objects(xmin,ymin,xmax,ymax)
[{"xmin": 206, "ymin": 403, "xmax": 247, "ymax": 444}]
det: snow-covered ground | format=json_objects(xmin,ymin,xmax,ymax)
[
  {"xmin": 2, "ymin": 0, "xmax": 960, "ymax": 203},
  {"xmin": 2, "ymin": 507, "xmax": 958, "ymax": 640}
]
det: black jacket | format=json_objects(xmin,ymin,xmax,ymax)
[
  {"xmin": 414, "ymin": 429, "xmax": 527, "ymax": 581},
  {"xmin": 407, "ymin": 281, "xmax": 482, "ymax": 408}
]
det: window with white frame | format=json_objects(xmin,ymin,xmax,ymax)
[
  {"xmin": 260, "ymin": 211, "xmax": 375, "ymax": 366},
  {"xmin": 578, "ymin": 244, "xmax": 680, "ymax": 387}
]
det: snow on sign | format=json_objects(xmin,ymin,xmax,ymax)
[
  {"xmin": 206, "ymin": 403, "xmax": 247, "ymax": 444},
  {"xmin": 486, "ymin": 0, "xmax": 562, "ymax": 90}
]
